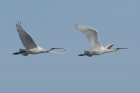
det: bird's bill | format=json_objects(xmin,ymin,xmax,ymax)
[
  {"xmin": 52, "ymin": 48, "xmax": 64, "ymax": 49},
  {"xmin": 117, "ymin": 48, "xmax": 128, "ymax": 49}
]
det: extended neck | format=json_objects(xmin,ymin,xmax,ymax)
[
  {"xmin": 41, "ymin": 49, "xmax": 51, "ymax": 53},
  {"xmin": 104, "ymin": 47, "xmax": 127, "ymax": 53},
  {"xmin": 104, "ymin": 48, "xmax": 117, "ymax": 53}
]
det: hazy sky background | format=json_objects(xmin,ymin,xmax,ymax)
[{"xmin": 0, "ymin": 0, "xmax": 140, "ymax": 93}]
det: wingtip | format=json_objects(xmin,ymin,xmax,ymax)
[
  {"xmin": 59, "ymin": 50, "xmax": 66, "ymax": 54},
  {"xmin": 75, "ymin": 23, "xmax": 79, "ymax": 29},
  {"xmin": 15, "ymin": 21, "xmax": 21, "ymax": 25},
  {"xmin": 75, "ymin": 23, "xmax": 78, "ymax": 26}
]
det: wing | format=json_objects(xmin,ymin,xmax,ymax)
[
  {"xmin": 16, "ymin": 22, "xmax": 38, "ymax": 49},
  {"xmin": 104, "ymin": 43, "xmax": 114, "ymax": 49},
  {"xmin": 75, "ymin": 24, "xmax": 103, "ymax": 51}
]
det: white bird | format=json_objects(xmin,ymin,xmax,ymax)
[
  {"xmin": 13, "ymin": 22, "xmax": 65, "ymax": 56},
  {"xmin": 75, "ymin": 24, "xmax": 127, "ymax": 57}
]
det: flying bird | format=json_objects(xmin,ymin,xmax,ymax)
[
  {"xmin": 13, "ymin": 22, "xmax": 65, "ymax": 56},
  {"xmin": 75, "ymin": 24, "xmax": 127, "ymax": 57}
]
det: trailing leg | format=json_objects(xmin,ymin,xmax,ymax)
[
  {"xmin": 78, "ymin": 50, "xmax": 89, "ymax": 56},
  {"xmin": 13, "ymin": 49, "xmax": 28, "ymax": 56}
]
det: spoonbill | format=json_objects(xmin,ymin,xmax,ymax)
[
  {"xmin": 75, "ymin": 24, "xmax": 127, "ymax": 57},
  {"xmin": 13, "ymin": 22, "xmax": 65, "ymax": 56}
]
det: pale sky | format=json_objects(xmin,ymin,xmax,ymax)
[{"xmin": 0, "ymin": 0, "xmax": 140, "ymax": 93}]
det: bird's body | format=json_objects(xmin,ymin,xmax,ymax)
[
  {"xmin": 75, "ymin": 24, "xmax": 127, "ymax": 57},
  {"xmin": 13, "ymin": 22, "xmax": 65, "ymax": 56},
  {"xmin": 23, "ymin": 46, "xmax": 46, "ymax": 54}
]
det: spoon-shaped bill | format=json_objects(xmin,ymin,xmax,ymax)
[
  {"xmin": 117, "ymin": 48, "xmax": 128, "ymax": 50},
  {"xmin": 52, "ymin": 48, "xmax": 64, "ymax": 49}
]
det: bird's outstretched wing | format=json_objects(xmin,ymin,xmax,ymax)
[
  {"xmin": 49, "ymin": 50, "xmax": 66, "ymax": 54},
  {"xmin": 16, "ymin": 22, "xmax": 38, "ymax": 49},
  {"xmin": 75, "ymin": 24, "xmax": 103, "ymax": 51}
]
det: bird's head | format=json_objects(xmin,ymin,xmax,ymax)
[{"xmin": 48, "ymin": 47, "xmax": 53, "ymax": 51}]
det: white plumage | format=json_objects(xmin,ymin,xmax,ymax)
[
  {"xmin": 75, "ymin": 24, "xmax": 127, "ymax": 57},
  {"xmin": 13, "ymin": 22, "xmax": 65, "ymax": 56}
]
